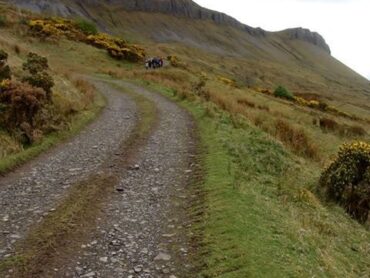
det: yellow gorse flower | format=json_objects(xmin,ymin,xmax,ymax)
[{"xmin": 0, "ymin": 79, "xmax": 11, "ymax": 90}]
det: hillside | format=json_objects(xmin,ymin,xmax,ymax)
[
  {"xmin": 0, "ymin": 1, "xmax": 369, "ymax": 277},
  {"xmin": 6, "ymin": 0, "xmax": 370, "ymax": 118}
]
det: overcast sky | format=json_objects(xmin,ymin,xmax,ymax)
[{"xmin": 194, "ymin": 0, "xmax": 370, "ymax": 80}]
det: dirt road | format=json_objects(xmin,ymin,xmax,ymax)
[{"xmin": 0, "ymin": 79, "xmax": 198, "ymax": 278}]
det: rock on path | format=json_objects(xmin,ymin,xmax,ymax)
[{"xmin": 0, "ymin": 81, "xmax": 137, "ymax": 258}]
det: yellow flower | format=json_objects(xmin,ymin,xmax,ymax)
[{"xmin": 0, "ymin": 79, "xmax": 11, "ymax": 90}]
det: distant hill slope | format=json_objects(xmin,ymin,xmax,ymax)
[
  {"xmin": 7, "ymin": 0, "xmax": 330, "ymax": 53},
  {"xmin": 6, "ymin": 0, "xmax": 369, "ymax": 109}
]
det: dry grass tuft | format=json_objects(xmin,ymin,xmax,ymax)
[
  {"xmin": 319, "ymin": 117, "xmax": 367, "ymax": 137},
  {"xmin": 72, "ymin": 79, "xmax": 96, "ymax": 109},
  {"xmin": 346, "ymin": 126, "xmax": 367, "ymax": 137},
  {"xmin": 237, "ymin": 97, "xmax": 256, "ymax": 108},
  {"xmin": 319, "ymin": 117, "xmax": 339, "ymax": 132},
  {"xmin": 13, "ymin": 44, "xmax": 20, "ymax": 55},
  {"xmin": 275, "ymin": 119, "xmax": 319, "ymax": 159}
]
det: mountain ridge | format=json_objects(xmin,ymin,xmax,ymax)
[{"xmin": 7, "ymin": 0, "xmax": 331, "ymax": 53}]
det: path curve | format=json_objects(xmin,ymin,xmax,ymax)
[
  {"xmin": 0, "ymin": 80, "xmax": 198, "ymax": 278},
  {"xmin": 0, "ymin": 81, "xmax": 137, "ymax": 258}
]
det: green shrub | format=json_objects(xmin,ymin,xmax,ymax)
[
  {"xmin": 0, "ymin": 49, "xmax": 11, "ymax": 82},
  {"xmin": 23, "ymin": 72, "xmax": 54, "ymax": 98},
  {"xmin": 22, "ymin": 52, "xmax": 54, "ymax": 100},
  {"xmin": 0, "ymin": 15, "xmax": 7, "ymax": 27},
  {"xmin": 23, "ymin": 52, "xmax": 49, "ymax": 74},
  {"xmin": 320, "ymin": 142, "xmax": 370, "ymax": 223},
  {"xmin": 274, "ymin": 85, "xmax": 294, "ymax": 100},
  {"xmin": 75, "ymin": 19, "xmax": 98, "ymax": 35}
]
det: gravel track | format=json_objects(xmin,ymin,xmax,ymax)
[
  {"xmin": 0, "ymin": 81, "xmax": 137, "ymax": 259},
  {"xmin": 57, "ymin": 81, "xmax": 198, "ymax": 278}
]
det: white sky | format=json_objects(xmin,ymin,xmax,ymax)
[{"xmin": 194, "ymin": 0, "xmax": 370, "ymax": 80}]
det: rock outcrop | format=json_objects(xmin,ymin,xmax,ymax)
[
  {"xmin": 7, "ymin": 0, "xmax": 266, "ymax": 36},
  {"xmin": 281, "ymin": 27, "xmax": 331, "ymax": 54}
]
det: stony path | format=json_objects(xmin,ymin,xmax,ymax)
[
  {"xmin": 0, "ymin": 81, "xmax": 137, "ymax": 259},
  {"xmin": 58, "ymin": 81, "xmax": 197, "ymax": 278},
  {"xmin": 0, "ymin": 80, "xmax": 198, "ymax": 277}
]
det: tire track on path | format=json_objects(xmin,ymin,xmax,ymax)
[
  {"xmin": 0, "ymin": 81, "xmax": 137, "ymax": 260},
  {"xmin": 54, "ymin": 81, "xmax": 199, "ymax": 278},
  {"xmin": 1, "ymin": 80, "xmax": 199, "ymax": 278}
]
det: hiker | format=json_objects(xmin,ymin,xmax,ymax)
[
  {"xmin": 152, "ymin": 57, "xmax": 159, "ymax": 69},
  {"xmin": 145, "ymin": 57, "xmax": 163, "ymax": 69},
  {"xmin": 145, "ymin": 58, "xmax": 153, "ymax": 70}
]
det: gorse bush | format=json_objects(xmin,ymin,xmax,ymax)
[
  {"xmin": 274, "ymin": 85, "xmax": 294, "ymax": 100},
  {"xmin": 167, "ymin": 55, "xmax": 186, "ymax": 69},
  {"xmin": 28, "ymin": 18, "xmax": 145, "ymax": 62},
  {"xmin": 75, "ymin": 19, "xmax": 98, "ymax": 35},
  {"xmin": 320, "ymin": 142, "xmax": 370, "ymax": 223},
  {"xmin": 86, "ymin": 33, "xmax": 145, "ymax": 62},
  {"xmin": 0, "ymin": 81, "xmax": 46, "ymax": 143},
  {"xmin": 22, "ymin": 52, "xmax": 54, "ymax": 100},
  {"xmin": 23, "ymin": 52, "xmax": 49, "ymax": 74},
  {"xmin": 0, "ymin": 50, "xmax": 11, "ymax": 82}
]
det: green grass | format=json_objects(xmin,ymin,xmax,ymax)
[
  {"xmin": 0, "ymin": 90, "xmax": 106, "ymax": 174},
  {"xmin": 146, "ymin": 83, "xmax": 370, "ymax": 278}
]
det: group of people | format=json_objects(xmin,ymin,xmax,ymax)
[{"xmin": 145, "ymin": 57, "xmax": 164, "ymax": 69}]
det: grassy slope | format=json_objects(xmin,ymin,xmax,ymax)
[
  {"xmin": 59, "ymin": 5, "xmax": 370, "ymax": 116},
  {"xmin": 152, "ymin": 84, "xmax": 370, "ymax": 277}
]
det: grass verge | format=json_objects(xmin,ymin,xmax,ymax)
[
  {"xmin": 0, "ymin": 80, "xmax": 157, "ymax": 277},
  {"xmin": 0, "ymin": 90, "xmax": 106, "ymax": 175},
  {"xmin": 142, "ymin": 82, "xmax": 370, "ymax": 278}
]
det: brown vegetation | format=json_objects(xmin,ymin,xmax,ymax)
[
  {"xmin": 237, "ymin": 97, "xmax": 256, "ymax": 108},
  {"xmin": 319, "ymin": 117, "xmax": 367, "ymax": 137},
  {"xmin": 0, "ymin": 81, "xmax": 46, "ymax": 144},
  {"xmin": 275, "ymin": 119, "xmax": 318, "ymax": 159},
  {"xmin": 72, "ymin": 79, "xmax": 96, "ymax": 109}
]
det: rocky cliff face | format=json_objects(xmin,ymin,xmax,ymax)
[
  {"xmin": 282, "ymin": 28, "xmax": 331, "ymax": 54},
  {"xmin": 7, "ymin": 0, "xmax": 330, "ymax": 53}
]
